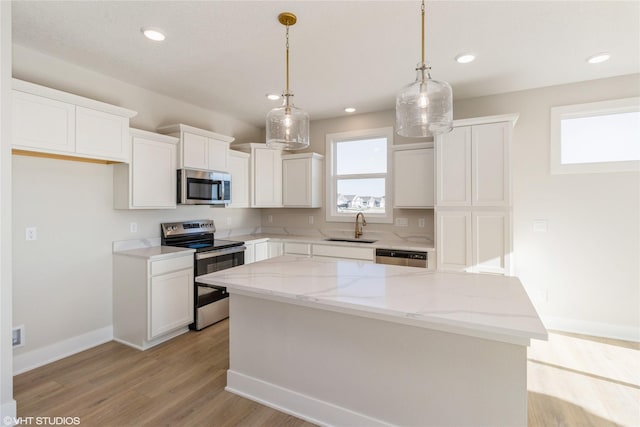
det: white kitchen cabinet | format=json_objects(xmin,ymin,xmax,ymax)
[
  {"xmin": 435, "ymin": 114, "xmax": 518, "ymax": 275},
  {"xmin": 436, "ymin": 210, "xmax": 511, "ymax": 275},
  {"xmin": 436, "ymin": 119, "xmax": 513, "ymax": 207},
  {"xmin": 113, "ymin": 251, "xmax": 194, "ymax": 350},
  {"xmin": 436, "ymin": 210, "xmax": 472, "ymax": 272},
  {"xmin": 157, "ymin": 123, "xmax": 234, "ymax": 171},
  {"xmin": 228, "ymin": 150, "xmax": 250, "ymax": 208},
  {"xmin": 282, "ymin": 153, "xmax": 324, "ymax": 208},
  {"xmin": 11, "ymin": 79, "xmax": 136, "ymax": 162},
  {"xmin": 113, "ymin": 128, "xmax": 178, "ymax": 209},
  {"xmin": 284, "ymin": 241, "xmax": 311, "ymax": 256},
  {"xmin": 268, "ymin": 240, "xmax": 284, "ymax": 258},
  {"xmin": 393, "ymin": 144, "xmax": 435, "ymax": 208},
  {"xmin": 255, "ymin": 240, "xmax": 269, "ymax": 262},
  {"xmin": 312, "ymin": 244, "xmax": 374, "ymax": 261},
  {"xmin": 233, "ymin": 143, "xmax": 283, "ymax": 207},
  {"xmin": 244, "ymin": 241, "xmax": 256, "ymax": 264}
]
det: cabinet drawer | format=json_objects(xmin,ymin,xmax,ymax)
[
  {"xmin": 312, "ymin": 244, "xmax": 374, "ymax": 261},
  {"xmin": 150, "ymin": 255, "xmax": 193, "ymax": 276},
  {"xmin": 284, "ymin": 242, "xmax": 311, "ymax": 255}
]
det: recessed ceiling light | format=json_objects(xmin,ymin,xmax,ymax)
[
  {"xmin": 586, "ymin": 52, "xmax": 611, "ymax": 64},
  {"xmin": 455, "ymin": 54, "xmax": 476, "ymax": 64},
  {"xmin": 141, "ymin": 27, "xmax": 166, "ymax": 42},
  {"xmin": 344, "ymin": 107, "xmax": 356, "ymax": 113},
  {"xmin": 266, "ymin": 94, "xmax": 281, "ymax": 101}
]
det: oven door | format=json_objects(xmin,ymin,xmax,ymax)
[{"xmin": 195, "ymin": 246, "xmax": 245, "ymax": 275}]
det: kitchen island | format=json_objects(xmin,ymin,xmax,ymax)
[{"xmin": 197, "ymin": 256, "xmax": 547, "ymax": 427}]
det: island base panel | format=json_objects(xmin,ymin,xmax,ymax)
[{"xmin": 226, "ymin": 293, "xmax": 527, "ymax": 427}]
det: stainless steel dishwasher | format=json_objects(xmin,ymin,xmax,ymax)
[{"xmin": 375, "ymin": 248, "xmax": 428, "ymax": 268}]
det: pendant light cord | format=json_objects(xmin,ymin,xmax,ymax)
[
  {"xmin": 421, "ymin": 0, "xmax": 425, "ymax": 65},
  {"xmin": 285, "ymin": 23, "xmax": 290, "ymax": 97}
]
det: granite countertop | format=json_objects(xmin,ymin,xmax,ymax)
[
  {"xmin": 230, "ymin": 233, "xmax": 435, "ymax": 252},
  {"xmin": 197, "ymin": 255, "xmax": 547, "ymax": 345},
  {"xmin": 113, "ymin": 245, "xmax": 195, "ymax": 260}
]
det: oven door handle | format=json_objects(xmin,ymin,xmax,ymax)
[{"xmin": 195, "ymin": 246, "xmax": 246, "ymax": 260}]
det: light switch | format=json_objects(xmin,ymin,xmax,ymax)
[
  {"xmin": 25, "ymin": 227, "xmax": 37, "ymax": 241},
  {"xmin": 533, "ymin": 220, "xmax": 548, "ymax": 233}
]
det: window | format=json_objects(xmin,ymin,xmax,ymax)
[
  {"xmin": 326, "ymin": 127, "xmax": 393, "ymax": 223},
  {"xmin": 550, "ymin": 97, "xmax": 640, "ymax": 174}
]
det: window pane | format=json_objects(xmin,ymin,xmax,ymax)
[
  {"xmin": 337, "ymin": 178, "xmax": 385, "ymax": 214},
  {"xmin": 561, "ymin": 111, "xmax": 640, "ymax": 164},
  {"xmin": 336, "ymin": 138, "xmax": 387, "ymax": 174}
]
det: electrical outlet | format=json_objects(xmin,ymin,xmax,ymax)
[
  {"xmin": 308, "ymin": 216, "xmax": 314, "ymax": 225},
  {"xmin": 268, "ymin": 215, "xmax": 273, "ymax": 224},
  {"xmin": 25, "ymin": 227, "xmax": 37, "ymax": 241},
  {"xmin": 395, "ymin": 217, "xmax": 409, "ymax": 227},
  {"xmin": 227, "ymin": 217, "xmax": 232, "ymax": 227},
  {"xmin": 12, "ymin": 326, "xmax": 24, "ymax": 347},
  {"xmin": 533, "ymin": 220, "xmax": 548, "ymax": 233},
  {"xmin": 130, "ymin": 222, "xmax": 138, "ymax": 233},
  {"xmin": 418, "ymin": 218, "xmax": 425, "ymax": 228}
]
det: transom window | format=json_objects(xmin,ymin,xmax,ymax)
[
  {"xmin": 551, "ymin": 97, "xmax": 640, "ymax": 174},
  {"xmin": 326, "ymin": 127, "xmax": 393, "ymax": 223}
]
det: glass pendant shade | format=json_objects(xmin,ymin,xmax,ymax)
[
  {"xmin": 396, "ymin": 64, "xmax": 453, "ymax": 137},
  {"xmin": 266, "ymin": 96, "xmax": 309, "ymax": 150}
]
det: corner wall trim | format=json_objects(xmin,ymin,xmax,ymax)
[{"xmin": 13, "ymin": 326, "xmax": 113, "ymax": 375}]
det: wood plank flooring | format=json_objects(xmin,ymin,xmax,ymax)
[{"xmin": 14, "ymin": 320, "xmax": 640, "ymax": 427}]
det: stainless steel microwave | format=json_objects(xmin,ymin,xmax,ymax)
[{"xmin": 177, "ymin": 169, "xmax": 231, "ymax": 205}]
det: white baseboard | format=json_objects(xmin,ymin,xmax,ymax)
[
  {"xmin": 543, "ymin": 316, "xmax": 639, "ymax": 342},
  {"xmin": 13, "ymin": 326, "xmax": 113, "ymax": 375},
  {"xmin": 225, "ymin": 370, "xmax": 392, "ymax": 427},
  {"xmin": 1, "ymin": 399, "xmax": 17, "ymax": 426}
]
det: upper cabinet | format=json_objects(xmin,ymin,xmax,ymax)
[
  {"xmin": 157, "ymin": 123, "xmax": 234, "ymax": 172},
  {"xmin": 436, "ymin": 117, "xmax": 514, "ymax": 207},
  {"xmin": 113, "ymin": 128, "xmax": 178, "ymax": 210},
  {"xmin": 233, "ymin": 143, "xmax": 283, "ymax": 208},
  {"xmin": 228, "ymin": 149, "xmax": 250, "ymax": 208},
  {"xmin": 12, "ymin": 79, "xmax": 137, "ymax": 163},
  {"xmin": 282, "ymin": 153, "xmax": 324, "ymax": 208},
  {"xmin": 393, "ymin": 143, "xmax": 435, "ymax": 208}
]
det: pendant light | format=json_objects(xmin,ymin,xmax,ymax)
[
  {"xmin": 396, "ymin": 0, "xmax": 452, "ymax": 138},
  {"xmin": 266, "ymin": 12, "xmax": 310, "ymax": 150}
]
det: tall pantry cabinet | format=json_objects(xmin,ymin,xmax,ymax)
[{"xmin": 435, "ymin": 114, "xmax": 518, "ymax": 275}]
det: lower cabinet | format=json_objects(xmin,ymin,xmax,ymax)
[
  {"xmin": 113, "ymin": 252, "xmax": 194, "ymax": 350},
  {"xmin": 311, "ymin": 244, "xmax": 374, "ymax": 261},
  {"xmin": 436, "ymin": 210, "xmax": 511, "ymax": 275}
]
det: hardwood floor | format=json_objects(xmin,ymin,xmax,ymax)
[{"xmin": 14, "ymin": 321, "xmax": 639, "ymax": 427}]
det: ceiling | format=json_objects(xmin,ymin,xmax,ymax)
[{"xmin": 11, "ymin": 1, "xmax": 640, "ymax": 128}]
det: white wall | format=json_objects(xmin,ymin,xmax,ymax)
[
  {"xmin": 11, "ymin": 46, "xmax": 263, "ymax": 373},
  {"xmin": 454, "ymin": 74, "xmax": 640, "ymax": 341},
  {"xmin": 1, "ymin": 0, "xmax": 16, "ymax": 420}
]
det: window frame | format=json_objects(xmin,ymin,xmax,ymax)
[
  {"xmin": 550, "ymin": 97, "xmax": 640, "ymax": 174},
  {"xmin": 325, "ymin": 127, "xmax": 394, "ymax": 223}
]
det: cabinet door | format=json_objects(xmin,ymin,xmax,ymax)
[
  {"xmin": 472, "ymin": 211, "xmax": 510, "ymax": 275},
  {"xmin": 268, "ymin": 241, "xmax": 283, "ymax": 258},
  {"xmin": 12, "ymin": 90, "xmax": 75, "ymax": 153},
  {"xmin": 228, "ymin": 152, "xmax": 250, "ymax": 208},
  {"xmin": 149, "ymin": 268, "xmax": 194, "ymax": 339},
  {"xmin": 207, "ymin": 138, "xmax": 229, "ymax": 172},
  {"xmin": 436, "ymin": 127, "xmax": 472, "ymax": 206},
  {"xmin": 472, "ymin": 122, "xmax": 510, "ymax": 206},
  {"xmin": 76, "ymin": 106, "xmax": 129, "ymax": 161},
  {"xmin": 182, "ymin": 132, "xmax": 209, "ymax": 170},
  {"xmin": 436, "ymin": 210, "xmax": 472, "ymax": 272},
  {"xmin": 253, "ymin": 148, "xmax": 282, "ymax": 207},
  {"xmin": 244, "ymin": 242, "xmax": 256, "ymax": 264},
  {"xmin": 283, "ymin": 157, "xmax": 311, "ymax": 207},
  {"xmin": 132, "ymin": 136, "xmax": 177, "ymax": 208},
  {"xmin": 394, "ymin": 148, "xmax": 434, "ymax": 208},
  {"xmin": 254, "ymin": 241, "xmax": 269, "ymax": 262}
]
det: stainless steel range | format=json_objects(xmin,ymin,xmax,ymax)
[{"xmin": 161, "ymin": 219, "xmax": 245, "ymax": 330}]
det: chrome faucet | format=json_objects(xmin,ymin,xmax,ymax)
[{"xmin": 354, "ymin": 212, "xmax": 367, "ymax": 239}]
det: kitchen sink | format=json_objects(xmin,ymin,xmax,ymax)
[{"xmin": 324, "ymin": 238, "xmax": 377, "ymax": 244}]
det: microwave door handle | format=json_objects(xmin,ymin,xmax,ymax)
[{"xmin": 219, "ymin": 181, "xmax": 224, "ymax": 201}]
